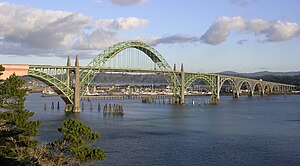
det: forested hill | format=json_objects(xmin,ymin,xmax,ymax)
[
  {"xmin": 21, "ymin": 71, "xmax": 300, "ymax": 87},
  {"xmin": 92, "ymin": 72, "xmax": 300, "ymax": 86},
  {"xmin": 221, "ymin": 71, "xmax": 300, "ymax": 86},
  {"xmin": 221, "ymin": 71, "xmax": 300, "ymax": 77},
  {"xmin": 92, "ymin": 72, "xmax": 167, "ymax": 84},
  {"xmin": 251, "ymin": 75, "xmax": 300, "ymax": 86}
]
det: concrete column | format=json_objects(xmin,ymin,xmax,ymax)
[
  {"xmin": 180, "ymin": 63, "xmax": 185, "ymax": 104},
  {"xmin": 260, "ymin": 89, "xmax": 265, "ymax": 96},
  {"xmin": 73, "ymin": 55, "xmax": 81, "ymax": 112},
  {"xmin": 233, "ymin": 89, "xmax": 240, "ymax": 98},
  {"xmin": 249, "ymin": 90, "xmax": 254, "ymax": 96}
]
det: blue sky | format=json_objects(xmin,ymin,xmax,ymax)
[{"xmin": 0, "ymin": 0, "xmax": 300, "ymax": 72}]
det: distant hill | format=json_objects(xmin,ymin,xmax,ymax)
[
  {"xmin": 220, "ymin": 71, "xmax": 300, "ymax": 86},
  {"xmin": 220, "ymin": 71, "xmax": 300, "ymax": 77}
]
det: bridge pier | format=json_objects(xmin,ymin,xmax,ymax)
[
  {"xmin": 260, "ymin": 89, "xmax": 265, "ymax": 96},
  {"xmin": 249, "ymin": 90, "xmax": 254, "ymax": 97},
  {"xmin": 233, "ymin": 89, "xmax": 240, "ymax": 98},
  {"xmin": 64, "ymin": 104, "xmax": 73, "ymax": 112}
]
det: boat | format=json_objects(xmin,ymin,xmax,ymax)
[{"xmin": 41, "ymin": 89, "xmax": 57, "ymax": 97}]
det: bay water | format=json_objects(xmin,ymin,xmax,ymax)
[{"xmin": 25, "ymin": 93, "xmax": 300, "ymax": 165}]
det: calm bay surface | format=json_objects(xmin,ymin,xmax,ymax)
[{"xmin": 25, "ymin": 93, "xmax": 300, "ymax": 166}]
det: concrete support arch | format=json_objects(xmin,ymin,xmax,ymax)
[
  {"xmin": 252, "ymin": 82, "xmax": 264, "ymax": 96},
  {"xmin": 264, "ymin": 84, "xmax": 271, "ymax": 95},
  {"xmin": 219, "ymin": 77, "xmax": 238, "ymax": 98},
  {"xmin": 237, "ymin": 80, "xmax": 252, "ymax": 97},
  {"xmin": 271, "ymin": 84, "xmax": 279, "ymax": 93}
]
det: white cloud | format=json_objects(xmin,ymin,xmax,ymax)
[
  {"xmin": 230, "ymin": 0, "xmax": 261, "ymax": 7},
  {"xmin": 247, "ymin": 19, "xmax": 300, "ymax": 42},
  {"xmin": 247, "ymin": 19, "xmax": 270, "ymax": 35},
  {"xmin": 0, "ymin": 2, "xmax": 148, "ymax": 57},
  {"xmin": 96, "ymin": 17, "xmax": 149, "ymax": 31},
  {"xmin": 139, "ymin": 34, "xmax": 199, "ymax": 46},
  {"xmin": 230, "ymin": 0, "xmax": 248, "ymax": 7},
  {"xmin": 94, "ymin": 0, "xmax": 103, "ymax": 5},
  {"xmin": 73, "ymin": 28, "xmax": 123, "ymax": 50},
  {"xmin": 110, "ymin": 0, "xmax": 145, "ymax": 6},
  {"xmin": 200, "ymin": 16, "xmax": 244, "ymax": 45},
  {"xmin": 200, "ymin": 16, "xmax": 300, "ymax": 45}
]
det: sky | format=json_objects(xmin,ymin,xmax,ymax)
[{"xmin": 0, "ymin": 0, "xmax": 300, "ymax": 73}]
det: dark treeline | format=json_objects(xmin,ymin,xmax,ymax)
[
  {"xmin": 92, "ymin": 72, "xmax": 167, "ymax": 84},
  {"xmin": 251, "ymin": 75, "xmax": 300, "ymax": 86}
]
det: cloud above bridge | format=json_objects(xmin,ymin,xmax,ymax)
[
  {"xmin": 96, "ymin": 17, "xmax": 149, "ymax": 31},
  {"xmin": 140, "ymin": 34, "xmax": 199, "ymax": 46},
  {"xmin": 246, "ymin": 19, "xmax": 300, "ymax": 42},
  {"xmin": 140, "ymin": 16, "xmax": 300, "ymax": 46},
  {"xmin": 230, "ymin": 0, "xmax": 261, "ymax": 7},
  {"xmin": 0, "ymin": 2, "xmax": 299, "ymax": 59},
  {"xmin": 110, "ymin": 0, "xmax": 146, "ymax": 6},
  {"xmin": 0, "ymin": 2, "xmax": 148, "ymax": 57},
  {"xmin": 200, "ymin": 16, "xmax": 300, "ymax": 45},
  {"xmin": 200, "ymin": 16, "xmax": 245, "ymax": 45}
]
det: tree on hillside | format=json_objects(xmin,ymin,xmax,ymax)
[
  {"xmin": 0, "ymin": 65, "xmax": 4, "ymax": 76},
  {"xmin": 0, "ymin": 73, "xmax": 41, "ymax": 165},
  {"xmin": 0, "ymin": 65, "xmax": 4, "ymax": 82},
  {"xmin": 0, "ymin": 69, "xmax": 106, "ymax": 165},
  {"xmin": 46, "ymin": 118, "xmax": 106, "ymax": 166}
]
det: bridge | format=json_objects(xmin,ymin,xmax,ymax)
[{"xmin": 0, "ymin": 41, "xmax": 297, "ymax": 112}]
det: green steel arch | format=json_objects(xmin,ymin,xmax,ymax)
[
  {"xmin": 185, "ymin": 74, "xmax": 217, "ymax": 96},
  {"xmin": 80, "ymin": 40, "xmax": 180, "ymax": 95},
  {"xmin": 28, "ymin": 68, "xmax": 74, "ymax": 104}
]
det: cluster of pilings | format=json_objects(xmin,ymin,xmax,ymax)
[
  {"xmin": 140, "ymin": 96, "xmax": 219, "ymax": 105},
  {"xmin": 141, "ymin": 96, "xmax": 173, "ymax": 104},
  {"xmin": 81, "ymin": 102, "xmax": 101, "ymax": 111},
  {"xmin": 44, "ymin": 102, "xmax": 60, "ymax": 110},
  {"xmin": 103, "ymin": 104, "xmax": 124, "ymax": 116}
]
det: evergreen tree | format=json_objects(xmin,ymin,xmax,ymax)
[
  {"xmin": 0, "ymin": 68, "xmax": 106, "ymax": 165},
  {"xmin": 0, "ymin": 73, "xmax": 41, "ymax": 164},
  {"xmin": 47, "ymin": 118, "xmax": 106, "ymax": 165},
  {"xmin": 0, "ymin": 65, "xmax": 4, "ymax": 76}
]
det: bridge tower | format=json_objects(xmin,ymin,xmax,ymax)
[
  {"xmin": 180, "ymin": 63, "xmax": 185, "ymax": 104},
  {"xmin": 64, "ymin": 56, "xmax": 73, "ymax": 112},
  {"xmin": 216, "ymin": 74, "xmax": 220, "ymax": 100},
  {"xmin": 172, "ymin": 64, "xmax": 177, "ymax": 104},
  {"xmin": 73, "ymin": 55, "xmax": 81, "ymax": 112},
  {"xmin": 66, "ymin": 55, "xmax": 71, "ymax": 90}
]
